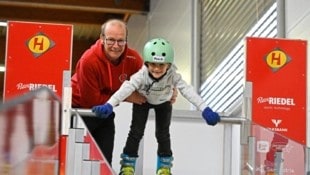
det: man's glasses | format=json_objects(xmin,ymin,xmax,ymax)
[{"xmin": 104, "ymin": 37, "xmax": 127, "ymax": 46}]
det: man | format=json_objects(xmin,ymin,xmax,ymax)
[{"xmin": 71, "ymin": 19, "xmax": 146, "ymax": 165}]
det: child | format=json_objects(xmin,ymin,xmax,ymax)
[{"xmin": 92, "ymin": 38, "xmax": 220, "ymax": 175}]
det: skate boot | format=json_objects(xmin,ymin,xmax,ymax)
[
  {"xmin": 119, "ymin": 153, "xmax": 137, "ymax": 175},
  {"xmin": 156, "ymin": 156, "xmax": 173, "ymax": 175},
  {"xmin": 1, "ymin": 152, "xmax": 11, "ymax": 175}
]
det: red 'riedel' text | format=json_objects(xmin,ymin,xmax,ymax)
[{"xmin": 257, "ymin": 97, "xmax": 295, "ymax": 106}]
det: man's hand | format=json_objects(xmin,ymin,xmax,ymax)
[
  {"xmin": 170, "ymin": 87, "xmax": 178, "ymax": 104},
  {"xmin": 125, "ymin": 91, "xmax": 146, "ymax": 105}
]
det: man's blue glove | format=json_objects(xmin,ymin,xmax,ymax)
[
  {"xmin": 202, "ymin": 107, "xmax": 220, "ymax": 126},
  {"xmin": 92, "ymin": 103, "xmax": 113, "ymax": 119}
]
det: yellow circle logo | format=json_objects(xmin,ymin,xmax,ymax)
[
  {"xmin": 27, "ymin": 34, "xmax": 51, "ymax": 54},
  {"xmin": 265, "ymin": 50, "xmax": 287, "ymax": 69}
]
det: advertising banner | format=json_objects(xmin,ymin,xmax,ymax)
[
  {"xmin": 246, "ymin": 37, "xmax": 307, "ymax": 174},
  {"xmin": 4, "ymin": 21, "xmax": 72, "ymax": 100},
  {"xmin": 3, "ymin": 21, "xmax": 72, "ymax": 175},
  {"xmin": 246, "ymin": 37, "xmax": 306, "ymax": 145}
]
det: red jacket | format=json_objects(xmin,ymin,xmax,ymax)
[{"xmin": 71, "ymin": 39, "xmax": 143, "ymax": 108}]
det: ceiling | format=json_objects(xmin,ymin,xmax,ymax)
[{"xmin": 0, "ymin": 0, "xmax": 150, "ymax": 40}]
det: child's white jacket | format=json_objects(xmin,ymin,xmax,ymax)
[{"xmin": 107, "ymin": 65, "xmax": 208, "ymax": 111}]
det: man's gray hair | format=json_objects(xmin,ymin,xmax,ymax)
[{"xmin": 101, "ymin": 19, "xmax": 128, "ymax": 38}]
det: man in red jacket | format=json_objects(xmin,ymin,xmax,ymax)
[{"xmin": 71, "ymin": 19, "xmax": 146, "ymax": 165}]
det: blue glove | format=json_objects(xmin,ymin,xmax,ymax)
[
  {"xmin": 202, "ymin": 107, "xmax": 220, "ymax": 126},
  {"xmin": 92, "ymin": 103, "xmax": 113, "ymax": 119}
]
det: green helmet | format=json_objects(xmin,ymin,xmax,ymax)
[{"xmin": 143, "ymin": 38, "xmax": 174, "ymax": 64}]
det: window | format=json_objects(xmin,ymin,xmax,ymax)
[{"xmin": 199, "ymin": 1, "xmax": 277, "ymax": 112}]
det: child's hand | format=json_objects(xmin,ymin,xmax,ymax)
[
  {"xmin": 202, "ymin": 107, "xmax": 220, "ymax": 126},
  {"xmin": 92, "ymin": 103, "xmax": 113, "ymax": 118}
]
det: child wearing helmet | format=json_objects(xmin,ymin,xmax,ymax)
[{"xmin": 92, "ymin": 38, "xmax": 220, "ymax": 175}]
